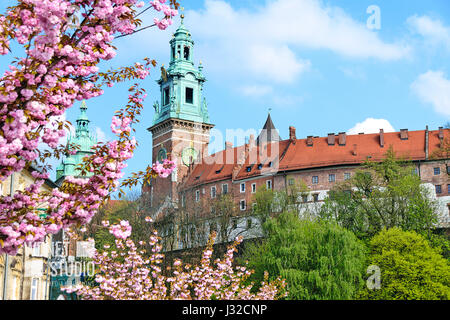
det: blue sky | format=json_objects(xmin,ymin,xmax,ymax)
[{"xmin": 1, "ymin": 0, "xmax": 450, "ymax": 190}]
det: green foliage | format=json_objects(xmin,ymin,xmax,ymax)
[
  {"xmin": 320, "ymin": 147, "xmax": 439, "ymax": 239},
  {"xmin": 251, "ymin": 180, "xmax": 311, "ymax": 231},
  {"xmin": 358, "ymin": 228, "xmax": 450, "ymax": 300},
  {"xmin": 243, "ymin": 211, "xmax": 367, "ymax": 300},
  {"xmin": 85, "ymin": 194, "xmax": 151, "ymax": 252}
]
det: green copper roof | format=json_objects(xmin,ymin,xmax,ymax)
[
  {"xmin": 56, "ymin": 101, "xmax": 97, "ymax": 182},
  {"xmin": 152, "ymin": 17, "xmax": 212, "ymax": 127}
]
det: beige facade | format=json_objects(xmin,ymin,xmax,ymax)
[{"xmin": 0, "ymin": 169, "xmax": 56, "ymax": 300}]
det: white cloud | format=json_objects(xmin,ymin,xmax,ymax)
[
  {"xmin": 339, "ymin": 66, "xmax": 367, "ymax": 80},
  {"xmin": 347, "ymin": 118, "xmax": 395, "ymax": 135},
  {"xmin": 183, "ymin": 0, "xmax": 409, "ymax": 85},
  {"xmin": 407, "ymin": 15, "xmax": 450, "ymax": 49},
  {"xmin": 95, "ymin": 126, "xmax": 108, "ymax": 143},
  {"xmin": 239, "ymin": 84, "xmax": 273, "ymax": 97},
  {"xmin": 411, "ymin": 70, "xmax": 450, "ymax": 118}
]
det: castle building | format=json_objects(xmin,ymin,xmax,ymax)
[
  {"xmin": 146, "ymin": 19, "xmax": 450, "ymax": 249},
  {"xmin": 0, "ymin": 168, "xmax": 57, "ymax": 300}
]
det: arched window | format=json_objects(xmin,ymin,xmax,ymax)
[{"xmin": 184, "ymin": 46, "xmax": 190, "ymax": 60}]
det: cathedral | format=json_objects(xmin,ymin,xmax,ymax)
[
  {"xmin": 55, "ymin": 18, "xmax": 449, "ymax": 251},
  {"xmin": 144, "ymin": 18, "xmax": 450, "ymax": 242}
]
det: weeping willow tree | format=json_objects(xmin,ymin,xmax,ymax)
[{"xmin": 242, "ymin": 211, "xmax": 367, "ymax": 300}]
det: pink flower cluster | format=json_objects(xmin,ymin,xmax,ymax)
[
  {"xmin": 152, "ymin": 159, "xmax": 176, "ymax": 178},
  {"xmin": 64, "ymin": 225, "xmax": 287, "ymax": 300},
  {"xmin": 151, "ymin": 0, "xmax": 178, "ymax": 30},
  {"xmin": 0, "ymin": 0, "xmax": 178, "ymax": 178},
  {"xmin": 0, "ymin": 1, "xmax": 178, "ymax": 254},
  {"xmin": 109, "ymin": 221, "xmax": 132, "ymax": 240}
]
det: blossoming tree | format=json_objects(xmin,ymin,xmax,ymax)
[
  {"xmin": 0, "ymin": 0, "xmax": 287, "ymax": 300},
  {"xmin": 0, "ymin": 0, "xmax": 178, "ymax": 255},
  {"xmin": 65, "ymin": 219, "xmax": 287, "ymax": 300}
]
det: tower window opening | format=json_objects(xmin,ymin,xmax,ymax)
[
  {"xmin": 184, "ymin": 46, "xmax": 190, "ymax": 60},
  {"xmin": 185, "ymin": 87, "xmax": 193, "ymax": 104},
  {"xmin": 163, "ymin": 87, "xmax": 170, "ymax": 106},
  {"xmin": 172, "ymin": 47, "xmax": 175, "ymax": 60}
]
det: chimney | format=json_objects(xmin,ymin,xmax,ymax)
[
  {"xmin": 352, "ymin": 144, "xmax": 357, "ymax": 156},
  {"xmin": 289, "ymin": 126, "xmax": 296, "ymax": 143},
  {"xmin": 306, "ymin": 136, "xmax": 313, "ymax": 146},
  {"xmin": 379, "ymin": 129, "xmax": 384, "ymax": 148},
  {"xmin": 225, "ymin": 141, "xmax": 233, "ymax": 150},
  {"xmin": 438, "ymin": 127, "xmax": 444, "ymax": 140},
  {"xmin": 400, "ymin": 129, "xmax": 408, "ymax": 140},
  {"xmin": 249, "ymin": 134, "xmax": 255, "ymax": 147},
  {"xmin": 338, "ymin": 132, "xmax": 346, "ymax": 146},
  {"xmin": 327, "ymin": 133, "xmax": 335, "ymax": 146}
]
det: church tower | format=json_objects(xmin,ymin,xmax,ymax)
[
  {"xmin": 147, "ymin": 16, "xmax": 214, "ymax": 210},
  {"xmin": 56, "ymin": 101, "xmax": 97, "ymax": 185}
]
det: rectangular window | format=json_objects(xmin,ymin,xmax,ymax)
[
  {"xmin": 434, "ymin": 167, "xmax": 441, "ymax": 175},
  {"xmin": 30, "ymin": 278, "xmax": 38, "ymax": 300},
  {"xmin": 240, "ymin": 183, "xmax": 245, "ymax": 193},
  {"xmin": 163, "ymin": 87, "xmax": 170, "ymax": 106},
  {"xmin": 32, "ymin": 243, "xmax": 41, "ymax": 257},
  {"xmin": 329, "ymin": 174, "xmax": 335, "ymax": 183},
  {"xmin": 266, "ymin": 180, "xmax": 272, "ymax": 190},
  {"xmin": 222, "ymin": 184, "xmax": 228, "ymax": 194},
  {"xmin": 240, "ymin": 200, "xmax": 246, "ymax": 211},
  {"xmin": 288, "ymin": 178, "xmax": 295, "ymax": 186},
  {"xmin": 251, "ymin": 183, "xmax": 256, "ymax": 193},
  {"xmin": 246, "ymin": 218, "xmax": 252, "ymax": 228},
  {"xmin": 232, "ymin": 218, "xmax": 238, "ymax": 229},
  {"xmin": 195, "ymin": 190, "xmax": 200, "ymax": 202},
  {"xmin": 302, "ymin": 195, "xmax": 308, "ymax": 203},
  {"xmin": 448, "ymin": 184, "xmax": 450, "ymax": 194},
  {"xmin": 211, "ymin": 186, "xmax": 216, "ymax": 199},
  {"xmin": 185, "ymin": 87, "xmax": 193, "ymax": 104},
  {"xmin": 344, "ymin": 173, "xmax": 351, "ymax": 180},
  {"xmin": 435, "ymin": 185, "xmax": 442, "ymax": 194},
  {"xmin": 313, "ymin": 194, "xmax": 319, "ymax": 202},
  {"xmin": 312, "ymin": 176, "xmax": 319, "ymax": 184}
]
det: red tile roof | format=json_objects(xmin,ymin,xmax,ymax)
[{"xmin": 180, "ymin": 128, "xmax": 449, "ymax": 189}]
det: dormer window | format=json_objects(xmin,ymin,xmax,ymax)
[
  {"xmin": 184, "ymin": 46, "xmax": 190, "ymax": 60},
  {"xmin": 185, "ymin": 87, "xmax": 193, "ymax": 104}
]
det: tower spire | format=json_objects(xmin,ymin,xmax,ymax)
[{"xmin": 76, "ymin": 100, "xmax": 90, "ymax": 136}]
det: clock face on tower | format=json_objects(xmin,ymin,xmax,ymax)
[{"xmin": 181, "ymin": 147, "xmax": 198, "ymax": 166}]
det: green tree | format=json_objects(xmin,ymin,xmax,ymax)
[
  {"xmin": 320, "ymin": 147, "xmax": 439, "ymax": 239},
  {"xmin": 243, "ymin": 212, "xmax": 367, "ymax": 300},
  {"xmin": 251, "ymin": 180, "xmax": 312, "ymax": 233},
  {"xmin": 358, "ymin": 228, "xmax": 450, "ymax": 300}
]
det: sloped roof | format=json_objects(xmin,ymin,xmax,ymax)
[
  {"xmin": 256, "ymin": 113, "xmax": 280, "ymax": 144},
  {"xmin": 279, "ymin": 129, "xmax": 447, "ymax": 172},
  {"xmin": 179, "ymin": 128, "xmax": 448, "ymax": 190},
  {"xmin": 182, "ymin": 145, "xmax": 246, "ymax": 188}
]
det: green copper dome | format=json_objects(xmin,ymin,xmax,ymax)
[{"xmin": 56, "ymin": 101, "xmax": 97, "ymax": 184}]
